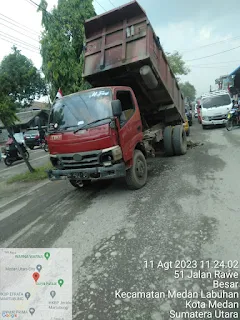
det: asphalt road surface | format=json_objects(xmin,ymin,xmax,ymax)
[
  {"xmin": 0, "ymin": 121, "xmax": 240, "ymax": 319},
  {"xmin": 0, "ymin": 147, "xmax": 49, "ymax": 181}
]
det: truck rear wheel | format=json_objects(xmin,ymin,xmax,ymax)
[
  {"xmin": 172, "ymin": 125, "xmax": 187, "ymax": 155},
  {"xmin": 125, "ymin": 150, "xmax": 147, "ymax": 190},
  {"xmin": 163, "ymin": 126, "xmax": 174, "ymax": 156}
]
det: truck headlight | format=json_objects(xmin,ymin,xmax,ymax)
[
  {"xmin": 101, "ymin": 146, "xmax": 122, "ymax": 162},
  {"xmin": 202, "ymin": 116, "xmax": 208, "ymax": 121}
]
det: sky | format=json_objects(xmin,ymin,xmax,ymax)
[{"xmin": 1, "ymin": 0, "xmax": 240, "ymax": 99}]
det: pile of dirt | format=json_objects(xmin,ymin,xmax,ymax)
[{"xmin": 187, "ymin": 140, "xmax": 204, "ymax": 149}]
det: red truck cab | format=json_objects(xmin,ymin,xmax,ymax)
[{"xmin": 48, "ymin": 86, "xmax": 148, "ymax": 189}]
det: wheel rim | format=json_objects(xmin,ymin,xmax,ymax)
[{"xmin": 135, "ymin": 158, "xmax": 146, "ymax": 179}]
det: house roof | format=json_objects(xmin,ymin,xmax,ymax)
[
  {"xmin": 0, "ymin": 110, "xmax": 49, "ymax": 129},
  {"xmin": 16, "ymin": 101, "xmax": 50, "ymax": 113}
]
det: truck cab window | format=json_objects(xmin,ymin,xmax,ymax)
[{"xmin": 116, "ymin": 91, "xmax": 135, "ymax": 126}]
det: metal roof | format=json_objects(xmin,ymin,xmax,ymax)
[
  {"xmin": 229, "ymin": 65, "xmax": 240, "ymax": 76},
  {"xmin": 0, "ymin": 110, "xmax": 49, "ymax": 129}
]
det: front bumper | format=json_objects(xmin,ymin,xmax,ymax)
[
  {"xmin": 202, "ymin": 119, "xmax": 227, "ymax": 125},
  {"xmin": 47, "ymin": 162, "xmax": 126, "ymax": 181}
]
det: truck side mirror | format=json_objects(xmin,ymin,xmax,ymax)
[{"xmin": 111, "ymin": 100, "xmax": 122, "ymax": 117}]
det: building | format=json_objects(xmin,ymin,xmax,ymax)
[
  {"xmin": 228, "ymin": 65, "xmax": 240, "ymax": 99},
  {"xmin": 0, "ymin": 109, "xmax": 50, "ymax": 144},
  {"xmin": 215, "ymin": 74, "xmax": 233, "ymax": 91}
]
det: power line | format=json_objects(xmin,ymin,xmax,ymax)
[
  {"xmin": 0, "ymin": 36, "xmax": 40, "ymax": 54},
  {"xmin": 24, "ymin": 0, "xmax": 38, "ymax": 7},
  {"xmin": 189, "ymin": 59, "xmax": 240, "ymax": 67},
  {"xmin": 94, "ymin": 0, "xmax": 107, "ymax": 11},
  {"xmin": 0, "ymin": 31, "xmax": 40, "ymax": 51},
  {"xmin": 0, "ymin": 22, "xmax": 39, "ymax": 43},
  {"xmin": 24, "ymin": 0, "xmax": 67, "ymax": 28},
  {"xmin": 0, "ymin": 13, "xmax": 39, "ymax": 36},
  {"xmin": 108, "ymin": 0, "xmax": 115, "ymax": 8},
  {"xmin": 186, "ymin": 45, "xmax": 240, "ymax": 62},
  {"xmin": 182, "ymin": 35, "xmax": 240, "ymax": 54},
  {"xmin": 26, "ymin": 0, "xmax": 52, "ymax": 16},
  {"xmin": 190, "ymin": 65, "xmax": 231, "ymax": 69}
]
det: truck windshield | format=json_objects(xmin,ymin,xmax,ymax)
[
  {"xmin": 49, "ymin": 89, "xmax": 112, "ymax": 131},
  {"xmin": 202, "ymin": 94, "xmax": 231, "ymax": 109}
]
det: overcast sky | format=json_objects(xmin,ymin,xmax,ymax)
[{"xmin": 1, "ymin": 0, "xmax": 240, "ymax": 98}]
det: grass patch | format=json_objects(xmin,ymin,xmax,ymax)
[{"xmin": 7, "ymin": 162, "xmax": 53, "ymax": 184}]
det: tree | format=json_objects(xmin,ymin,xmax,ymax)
[
  {"xmin": 0, "ymin": 46, "xmax": 46, "ymax": 108},
  {"xmin": 38, "ymin": 0, "xmax": 96, "ymax": 99},
  {"xmin": 0, "ymin": 47, "xmax": 46, "ymax": 172},
  {"xmin": 166, "ymin": 51, "xmax": 190, "ymax": 79},
  {"xmin": 0, "ymin": 94, "xmax": 35, "ymax": 172},
  {"xmin": 179, "ymin": 81, "xmax": 196, "ymax": 102}
]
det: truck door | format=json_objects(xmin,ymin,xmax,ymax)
[{"xmin": 115, "ymin": 90, "xmax": 143, "ymax": 162}]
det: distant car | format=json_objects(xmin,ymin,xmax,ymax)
[
  {"xmin": 194, "ymin": 104, "xmax": 198, "ymax": 118},
  {"xmin": 13, "ymin": 132, "xmax": 26, "ymax": 145},
  {"xmin": 24, "ymin": 129, "xmax": 41, "ymax": 150},
  {"xmin": 183, "ymin": 115, "xmax": 190, "ymax": 136}
]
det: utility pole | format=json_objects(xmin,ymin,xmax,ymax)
[{"xmin": 210, "ymin": 85, "xmax": 212, "ymax": 92}]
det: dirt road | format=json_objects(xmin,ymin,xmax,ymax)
[{"xmin": 0, "ymin": 122, "xmax": 239, "ymax": 319}]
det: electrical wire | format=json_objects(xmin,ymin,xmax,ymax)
[
  {"xmin": 190, "ymin": 65, "xmax": 232, "ymax": 69},
  {"xmin": 0, "ymin": 36, "xmax": 40, "ymax": 54},
  {"xmin": 0, "ymin": 31, "xmax": 40, "ymax": 51},
  {"xmin": 186, "ymin": 45, "xmax": 240, "ymax": 62},
  {"xmin": 0, "ymin": 22, "xmax": 39, "ymax": 43},
  {"xmin": 24, "ymin": 0, "xmax": 38, "ymax": 7},
  {"xmin": 182, "ymin": 35, "xmax": 240, "ymax": 54},
  {"xmin": 108, "ymin": 0, "xmax": 115, "ymax": 8},
  {"xmin": 94, "ymin": 0, "xmax": 107, "ymax": 11},
  {"xmin": 189, "ymin": 59, "xmax": 240, "ymax": 67},
  {"xmin": 0, "ymin": 13, "xmax": 39, "ymax": 36}
]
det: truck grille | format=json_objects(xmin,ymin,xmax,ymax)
[
  {"xmin": 208, "ymin": 115, "xmax": 227, "ymax": 121},
  {"xmin": 58, "ymin": 151, "xmax": 101, "ymax": 169}
]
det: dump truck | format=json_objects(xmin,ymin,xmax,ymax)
[{"xmin": 47, "ymin": 1, "xmax": 187, "ymax": 190}]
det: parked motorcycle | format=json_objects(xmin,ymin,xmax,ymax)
[
  {"xmin": 2, "ymin": 143, "xmax": 29, "ymax": 166},
  {"xmin": 226, "ymin": 109, "xmax": 240, "ymax": 131}
]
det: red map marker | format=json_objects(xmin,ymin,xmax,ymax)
[{"xmin": 33, "ymin": 272, "xmax": 40, "ymax": 283}]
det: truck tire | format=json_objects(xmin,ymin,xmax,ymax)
[
  {"xmin": 172, "ymin": 125, "xmax": 187, "ymax": 155},
  {"xmin": 69, "ymin": 179, "xmax": 91, "ymax": 189},
  {"xmin": 163, "ymin": 126, "xmax": 174, "ymax": 156},
  {"xmin": 125, "ymin": 150, "xmax": 147, "ymax": 190}
]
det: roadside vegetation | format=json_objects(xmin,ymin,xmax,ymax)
[{"xmin": 7, "ymin": 163, "xmax": 53, "ymax": 184}]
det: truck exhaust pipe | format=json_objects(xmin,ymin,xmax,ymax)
[{"xmin": 140, "ymin": 65, "xmax": 158, "ymax": 89}]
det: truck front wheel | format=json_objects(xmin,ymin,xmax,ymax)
[
  {"xmin": 125, "ymin": 150, "xmax": 147, "ymax": 190},
  {"xmin": 172, "ymin": 125, "xmax": 187, "ymax": 155},
  {"xmin": 163, "ymin": 126, "xmax": 174, "ymax": 156}
]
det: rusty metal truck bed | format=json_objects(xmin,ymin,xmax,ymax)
[{"xmin": 83, "ymin": 1, "xmax": 185, "ymax": 125}]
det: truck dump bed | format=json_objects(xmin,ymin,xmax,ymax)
[{"xmin": 83, "ymin": 1, "xmax": 185, "ymax": 125}]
